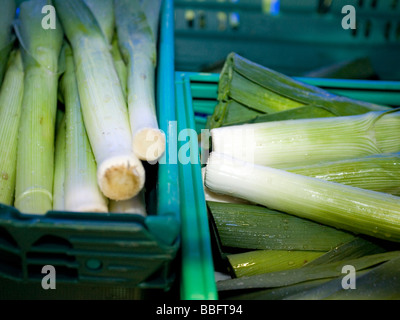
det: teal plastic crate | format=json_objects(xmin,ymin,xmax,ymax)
[
  {"xmin": 0, "ymin": 0, "xmax": 180, "ymax": 299},
  {"xmin": 175, "ymin": 73, "xmax": 218, "ymax": 300},
  {"xmin": 174, "ymin": 0, "xmax": 400, "ymax": 80},
  {"xmin": 174, "ymin": 71, "xmax": 400, "ymax": 300}
]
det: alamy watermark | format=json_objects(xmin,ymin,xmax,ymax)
[
  {"xmin": 342, "ymin": 5, "xmax": 357, "ymax": 30},
  {"xmin": 342, "ymin": 265, "xmax": 357, "ymax": 290},
  {"xmin": 40, "ymin": 264, "xmax": 357, "ymax": 291},
  {"xmin": 41, "ymin": 4, "xmax": 358, "ymax": 32},
  {"xmin": 41, "ymin": 265, "xmax": 56, "ymax": 290},
  {"xmin": 41, "ymin": 5, "xmax": 57, "ymax": 30}
]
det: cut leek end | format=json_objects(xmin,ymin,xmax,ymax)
[
  {"xmin": 15, "ymin": 191, "xmax": 52, "ymax": 215},
  {"xmin": 133, "ymin": 127, "xmax": 166, "ymax": 162},
  {"xmin": 202, "ymin": 167, "xmax": 250, "ymax": 204},
  {"xmin": 97, "ymin": 155, "xmax": 146, "ymax": 201}
]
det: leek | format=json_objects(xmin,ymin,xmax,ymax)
[
  {"xmin": 210, "ymin": 53, "xmax": 391, "ymax": 129},
  {"xmin": 220, "ymin": 68, "xmax": 303, "ymax": 113},
  {"xmin": 208, "ymin": 99, "xmax": 367, "ymax": 129},
  {"xmin": 109, "ymin": 190, "xmax": 147, "ymax": 216},
  {"xmin": 211, "ymin": 109, "xmax": 400, "ymax": 168},
  {"xmin": 222, "ymin": 238, "xmax": 389, "ymax": 299},
  {"xmin": 208, "ymin": 99, "xmax": 263, "ymax": 129},
  {"xmin": 0, "ymin": 0, "xmax": 16, "ymax": 86},
  {"xmin": 83, "ymin": 0, "xmax": 115, "ymax": 44},
  {"xmin": 52, "ymin": 115, "xmax": 66, "ymax": 211},
  {"xmin": 227, "ymin": 249, "xmax": 325, "ymax": 278},
  {"xmin": 202, "ymin": 168, "xmax": 250, "ymax": 204},
  {"xmin": 207, "ymin": 201, "xmax": 355, "ymax": 251},
  {"xmin": 55, "ymin": 108, "xmax": 65, "ymax": 134},
  {"xmin": 285, "ymin": 153, "xmax": 400, "ymax": 196},
  {"xmin": 141, "ymin": 0, "xmax": 162, "ymax": 41},
  {"xmin": 217, "ymin": 250, "xmax": 400, "ymax": 292},
  {"xmin": 205, "ymin": 152, "xmax": 400, "ymax": 243},
  {"xmin": 111, "ymin": 34, "xmax": 128, "ymax": 99},
  {"xmin": 61, "ymin": 44, "xmax": 108, "ymax": 213},
  {"xmin": 218, "ymin": 52, "xmax": 390, "ymax": 113},
  {"xmin": 115, "ymin": 0, "xmax": 165, "ymax": 162},
  {"xmin": 0, "ymin": 50, "xmax": 24, "ymax": 206},
  {"xmin": 14, "ymin": 0, "xmax": 64, "ymax": 214},
  {"xmin": 54, "ymin": 0, "xmax": 145, "ymax": 201}
]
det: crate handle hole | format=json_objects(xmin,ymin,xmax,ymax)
[
  {"xmin": 32, "ymin": 235, "xmax": 72, "ymax": 249},
  {"xmin": 371, "ymin": 0, "xmax": 378, "ymax": 8},
  {"xmin": 0, "ymin": 226, "xmax": 19, "ymax": 249},
  {"xmin": 0, "ymin": 247, "xmax": 23, "ymax": 278}
]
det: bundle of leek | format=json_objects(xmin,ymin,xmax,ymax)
[
  {"xmin": 0, "ymin": 50, "xmax": 24, "ymax": 206},
  {"xmin": 14, "ymin": 0, "xmax": 64, "ymax": 215},
  {"xmin": 54, "ymin": 0, "xmax": 145, "ymax": 201},
  {"xmin": 115, "ymin": 0, "xmax": 166, "ymax": 162},
  {"xmin": 211, "ymin": 109, "xmax": 400, "ymax": 168},
  {"xmin": 205, "ymin": 152, "xmax": 400, "ymax": 243},
  {"xmin": 209, "ymin": 53, "xmax": 391, "ymax": 129},
  {"xmin": 0, "ymin": 0, "xmax": 16, "ymax": 86},
  {"xmin": 60, "ymin": 44, "xmax": 108, "ymax": 213}
]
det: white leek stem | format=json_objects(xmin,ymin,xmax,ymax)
[
  {"xmin": 61, "ymin": 44, "xmax": 108, "ymax": 213},
  {"xmin": 115, "ymin": 0, "xmax": 165, "ymax": 162},
  {"xmin": 82, "ymin": 0, "xmax": 115, "ymax": 44},
  {"xmin": 0, "ymin": 50, "xmax": 24, "ymax": 206},
  {"xmin": 201, "ymin": 167, "xmax": 250, "ymax": 205},
  {"xmin": 211, "ymin": 110, "xmax": 400, "ymax": 168},
  {"xmin": 128, "ymin": 54, "xmax": 165, "ymax": 161},
  {"xmin": 54, "ymin": 0, "xmax": 145, "ymax": 201},
  {"xmin": 111, "ymin": 35, "xmax": 128, "ymax": 99},
  {"xmin": 205, "ymin": 152, "xmax": 400, "ymax": 243},
  {"xmin": 0, "ymin": 0, "xmax": 16, "ymax": 86},
  {"xmin": 14, "ymin": 0, "xmax": 64, "ymax": 214}
]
